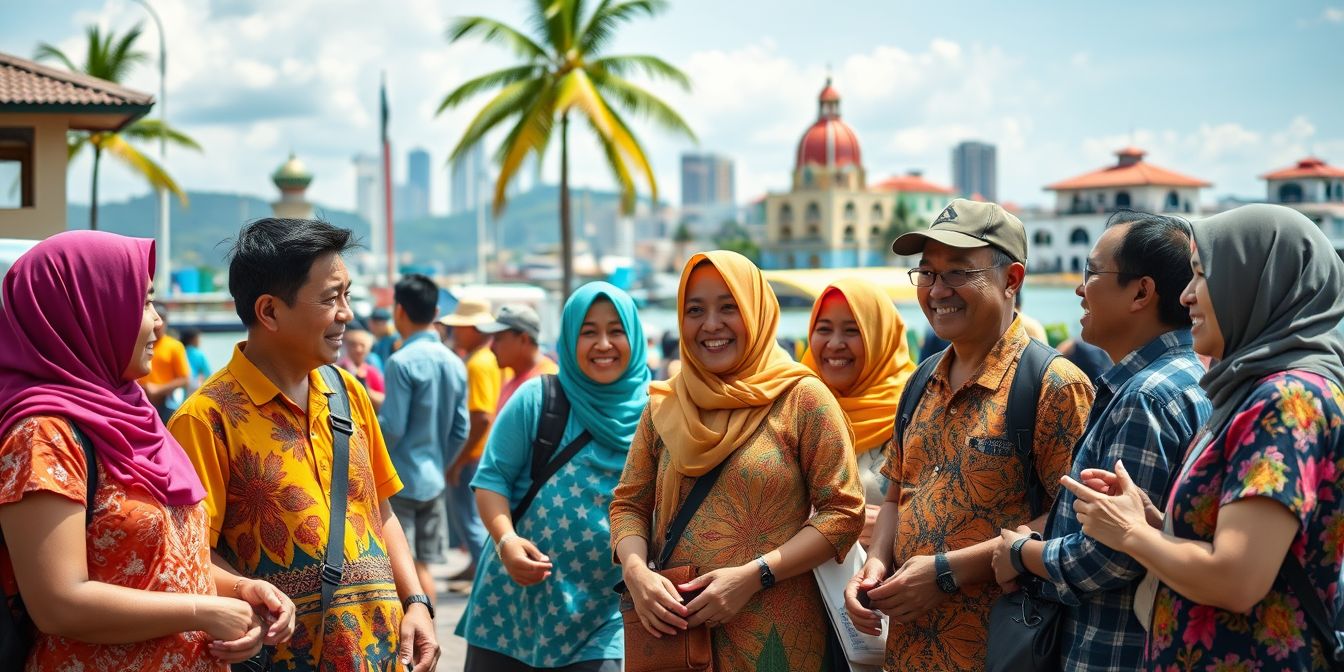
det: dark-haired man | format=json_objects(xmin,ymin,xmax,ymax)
[
  {"xmin": 170, "ymin": 218, "xmax": 440, "ymax": 672},
  {"xmin": 379, "ymin": 274, "xmax": 469, "ymax": 612},
  {"xmin": 991, "ymin": 211, "xmax": 1212, "ymax": 670}
]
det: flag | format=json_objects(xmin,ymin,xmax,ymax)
[{"xmin": 380, "ymin": 72, "xmax": 395, "ymax": 287}]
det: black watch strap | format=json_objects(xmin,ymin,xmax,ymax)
[
  {"xmin": 404, "ymin": 594, "xmax": 435, "ymax": 620},
  {"xmin": 756, "ymin": 556, "xmax": 775, "ymax": 589},
  {"xmin": 934, "ymin": 552, "xmax": 958, "ymax": 594}
]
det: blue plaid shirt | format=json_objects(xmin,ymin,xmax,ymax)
[{"xmin": 1038, "ymin": 331, "xmax": 1211, "ymax": 671}]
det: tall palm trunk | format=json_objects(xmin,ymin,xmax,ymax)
[
  {"xmin": 89, "ymin": 142, "xmax": 102, "ymax": 230},
  {"xmin": 559, "ymin": 112, "xmax": 573, "ymax": 298}
]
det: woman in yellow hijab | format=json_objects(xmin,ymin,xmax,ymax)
[
  {"xmin": 610, "ymin": 251, "xmax": 864, "ymax": 671},
  {"xmin": 802, "ymin": 278, "xmax": 916, "ymax": 544}
]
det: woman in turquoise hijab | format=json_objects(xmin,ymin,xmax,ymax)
[{"xmin": 457, "ymin": 282, "xmax": 650, "ymax": 672}]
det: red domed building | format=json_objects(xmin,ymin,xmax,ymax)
[{"xmin": 762, "ymin": 78, "xmax": 954, "ymax": 269}]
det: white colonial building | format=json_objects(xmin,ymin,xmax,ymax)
[
  {"xmin": 1260, "ymin": 156, "xmax": 1344, "ymax": 252},
  {"xmin": 1024, "ymin": 147, "xmax": 1210, "ymax": 273}
]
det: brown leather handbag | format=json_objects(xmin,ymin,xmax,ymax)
[{"xmin": 615, "ymin": 460, "xmax": 728, "ymax": 672}]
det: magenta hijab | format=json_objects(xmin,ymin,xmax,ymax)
[{"xmin": 0, "ymin": 231, "xmax": 204, "ymax": 506}]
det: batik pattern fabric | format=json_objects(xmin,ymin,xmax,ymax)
[
  {"xmin": 169, "ymin": 344, "xmax": 405, "ymax": 672},
  {"xmin": 0, "ymin": 416, "xmax": 223, "ymax": 672},
  {"xmin": 610, "ymin": 378, "xmax": 865, "ymax": 672},
  {"xmin": 880, "ymin": 318, "xmax": 1094, "ymax": 670},
  {"xmin": 1147, "ymin": 370, "xmax": 1344, "ymax": 671}
]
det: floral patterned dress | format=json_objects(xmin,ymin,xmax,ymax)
[
  {"xmin": 610, "ymin": 377, "xmax": 866, "ymax": 672},
  {"xmin": 0, "ymin": 416, "xmax": 223, "ymax": 672},
  {"xmin": 1149, "ymin": 370, "xmax": 1344, "ymax": 671}
]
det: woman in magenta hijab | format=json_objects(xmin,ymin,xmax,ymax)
[{"xmin": 0, "ymin": 231, "xmax": 294, "ymax": 671}]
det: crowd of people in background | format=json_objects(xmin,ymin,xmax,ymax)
[{"xmin": 1, "ymin": 197, "xmax": 1342, "ymax": 671}]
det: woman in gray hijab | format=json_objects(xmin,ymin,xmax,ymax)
[{"xmin": 1060, "ymin": 203, "xmax": 1344, "ymax": 670}]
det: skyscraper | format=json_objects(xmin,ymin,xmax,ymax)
[
  {"xmin": 952, "ymin": 141, "xmax": 997, "ymax": 202},
  {"xmin": 352, "ymin": 153, "xmax": 381, "ymax": 228},
  {"xmin": 680, "ymin": 153, "xmax": 735, "ymax": 208},
  {"xmin": 451, "ymin": 143, "xmax": 488, "ymax": 215},
  {"xmin": 405, "ymin": 148, "xmax": 430, "ymax": 219}
]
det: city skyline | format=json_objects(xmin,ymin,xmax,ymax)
[{"xmin": 5, "ymin": 1, "xmax": 1341, "ymax": 216}]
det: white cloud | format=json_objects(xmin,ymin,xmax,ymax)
[{"xmin": 1324, "ymin": 7, "xmax": 1344, "ymax": 23}]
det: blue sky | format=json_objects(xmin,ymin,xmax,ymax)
[{"xmin": 4, "ymin": 0, "xmax": 1341, "ymax": 212}]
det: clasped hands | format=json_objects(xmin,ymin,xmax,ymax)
[
  {"xmin": 622, "ymin": 562, "xmax": 762, "ymax": 637},
  {"xmin": 843, "ymin": 554, "xmax": 950, "ymax": 636}
]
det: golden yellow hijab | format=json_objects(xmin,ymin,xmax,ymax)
[
  {"xmin": 800, "ymin": 278, "xmax": 916, "ymax": 454},
  {"xmin": 650, "ymin": 251, "xmax": 817, "ymax": 526}
]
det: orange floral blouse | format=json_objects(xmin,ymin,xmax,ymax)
[
  {"xmin": 0, "ymin": 415, "xmax": 222, "ymax": 672},
  {"xmin": 610, "ymin": 377, "xmax": 865, "ymax": 672}
]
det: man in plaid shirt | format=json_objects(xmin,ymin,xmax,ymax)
[{"xmin": 992, "ymin": 211, "xmax": 1212, "ymax": 670}]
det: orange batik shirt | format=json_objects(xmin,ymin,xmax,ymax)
[
  {"xmin": 168, "ymin": 344, "xmax": 405, "ymax": 672},
  {"xmin": 0, "ymin": 416, "xmax": 223, "ymax": 672},
  {"xmin": 881, "ymin": 318, "xmax": 1094, "ymax": 671}
]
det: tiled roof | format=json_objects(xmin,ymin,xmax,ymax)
[
  {"xmin": 0, "ymin": 50, "xmax": 152, "ymax": 119},
  {"xmin": 1261, "ymin": 157, "xmax": 1344, "ymax": 180},
  {"xmin": 1046, "ymin": 147, "xmax": 1210, "ymax": 190},
  {"xmin": 871, "ymin": 174, "xmax": 955, "ymax": 194}
]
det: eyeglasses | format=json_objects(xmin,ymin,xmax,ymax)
[
  {"xmin": 908, "ymin": 265, "xmax": 1004, "ymax": 288},
  {"xmin": 1083, "ymin": 266, "xmax": 1136, "ymax": 283}
]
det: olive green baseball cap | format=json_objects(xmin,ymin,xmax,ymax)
[{"xmin": 891, "ymin": 198, "xmax": 1028, "ymax": 264}]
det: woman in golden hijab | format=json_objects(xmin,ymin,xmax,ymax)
[
  {"xmin": 802, "ymin": 278, "xmax": 916, "ymax": 545},
  {"xmin": 609, "ymin": 251, "xmax": 865, "ymax": 671}
]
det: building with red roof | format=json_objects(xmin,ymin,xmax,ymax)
[{"xmin": 1260, "ymin": 157, "xmax": 1344, "ymax": 251}]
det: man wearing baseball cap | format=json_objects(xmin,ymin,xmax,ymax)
[
  {"xmin": 846, "ymin": 198, "xmax": 1095, "ymax": 669},
  {"xmin": 478, "ymin": 304, "xmax": 558, "ymax": 412}
]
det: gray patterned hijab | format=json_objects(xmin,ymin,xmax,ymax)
[{"xmin": 1194, "ymin": 203, "xmax": 1344, "ymax": 431}]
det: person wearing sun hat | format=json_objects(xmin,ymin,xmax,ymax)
[
  {"xmin": 845, "ymin": 198, "xmax": 1094, "ymax": 670},
  {"xmin": 438, "ymin": 297, "xmax": 510, "ymax": 583}
]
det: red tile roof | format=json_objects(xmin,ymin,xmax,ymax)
[
  {"xmin": 1046, "ymin": 147, "xmax": 1211, "ymax": 190},
  {"xmin": 796, "ymin": 118, "xmax": 862, "ymax": 169},
  {"xmin": 1260, "ymin": 157, "xmax": 1344, "ymax": 180},
  {"xmin": 872, "ymin": 174, "xmax": 955, "ymax": 194},
  {"xmin": 0, "ymin": 50, "xmax": 153, "ymax": 130}
]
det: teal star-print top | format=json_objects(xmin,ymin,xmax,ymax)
[{"xmin": 455, "ymin": 377, "xmax": 624, "ymax": 666}]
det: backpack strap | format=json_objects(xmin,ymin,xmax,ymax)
[
  {"xmin": 510, "ymin": 375, "xmax": 593, "ymax": 522},
  {"xmin": 1007, "ymin": 339, "xmax": 1060, "ymax": 519},
  {"xmin": 68, "ymin": 424, "xmax": 99, "ymax": 527},
  {"xmin": 894, "ymin": 348, "xmax": 945, "ymax": 454},
  {"xmin": 316, "ymin": 365, "xmax": 353, "ymax": 620}
]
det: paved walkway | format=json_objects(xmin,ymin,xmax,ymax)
[{"xmin": 429, "ymin": 549, "xmax": 474, "ymax": 671}]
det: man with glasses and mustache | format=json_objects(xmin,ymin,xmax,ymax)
[{"xmin": 845, "ymin": 198, "xmax": 1095, "ymax": 670}]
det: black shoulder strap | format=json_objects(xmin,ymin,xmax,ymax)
[
  {"xmin": 511, "ymin": 375, "xmax": 593, "ymax": 522},
  {"xmin": 68, "ymin": 424, "xmax": 99, "ymax": 527},
  {"xmin": 655, "ymin": 459, "xmax": 729, "ymax": 569},
  {"xmin": 317, "ymin": 365, "xmax": 353, "ymax": 619},
  {"xmin": 895, "ymin": 349, "xmax": 945, "ymax": 454},
  {"xmin": 1007, "ymin": 339, "xmax": 1060, "ymax": 519},
  {"xmin": 1283, "ymin": 552, "xmax": 1344, "ymax": 667}
]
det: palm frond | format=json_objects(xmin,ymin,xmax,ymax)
[
  {"xmin": 588, "ymin": 54, "xmax": 690, "ymax": 90},
  {"xmin": 447, "ymin": 16, "xmax": 549, "ymax": 61},
  {"xmin": 101, "ymin": 135, "xmax": 188, "ymax": 203},
  {"xmin": 106, "ymin": 23, "xmax": 148, "ymax": 82},
  {"xmin": 122, "ymin": 119, "xmax": 203, "ymax": 152},
  {"xmin": 66, "ymin": 132, "xmax": 90, "ymax": 161},
  {"xmin": 588, "ymin": 115, "xmax": 638, "ymax": 213},
  {"xmin": 579, "ymin": 0, "xmax": 667, "ymax": 54},
  {"xmin": 533, "ymin": 0, "xmax": 569, "ymax": 54},
  {"xmin": 491, "ymin": 88, "xmax": 558, "ymax": 214},
  {"xmin": 554, "ymin": 69, "xmax": 618, "ymax": 139},
  {"xmin": 601, "ymin": 103, "xmax": 659, "ymax": 206},
  {"xmin": 589, "ymin": 70, "xmax": 696, "ymax": 141},
  {"xmin": 448, "ymin": 77, "xmax": 548, "ymax": 164},
  {"xmin": 436, "ymin": 64, "xmax": 546, "ymax": 114},
  {"xmin": 33, "ymin": 43, "xmax": 78, "ymax": 72}
]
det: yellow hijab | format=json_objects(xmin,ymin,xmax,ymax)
[
  {"xmin": 800, "ymin": 278, "xmax": 916, "ymax": 454},
  {"xmin": 650, "ymin": 251, "xmax": 817, "ymax": 526}
]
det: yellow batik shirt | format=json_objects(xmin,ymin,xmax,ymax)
[{"xmin": 169, "ymin": 343, "xmax": 405, "ymax": 672}]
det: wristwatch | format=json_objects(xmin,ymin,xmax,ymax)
[
  {"xmin": 934, "ymin": 553, "xmax": 959, "ymax": 594},
  {"xmin": 1009, "ymin": 532, "xmax": 1043, "ymax": 577},
  {"xmin": 756, "ymin": 556, "xmax": 776, "ymax": 589},
  {"xmin": 403, "ymin": 594, "xmax": 435, "ymax": 620}
]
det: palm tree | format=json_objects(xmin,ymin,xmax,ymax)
[
  {"xmin": 37, "ymin": 24, "xmax": 201, "ymax": 230},
  {"xmin": 438, "ymin": 0, "xmax": 696, "ymax": 296}
]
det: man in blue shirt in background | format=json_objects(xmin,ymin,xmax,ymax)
[
  {"xmin": 991, "ymin": 211, "xmax": 1213, "ymax": 670},
  {"xmin": 379, "ymin": 273, "xmax": 469, "ymax": 608}
]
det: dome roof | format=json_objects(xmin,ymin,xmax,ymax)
[
  {"xmin": 795, "ymin": 78, "xmax": 862, "ymax": 171},
  {"xmin": 272, "ymin": 152, "xmax": 312, "ymax": 189}
]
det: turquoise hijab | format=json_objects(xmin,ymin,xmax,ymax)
[{"xmin": 557, "ymin": 282, "xmax": 651, "ymax": 454}]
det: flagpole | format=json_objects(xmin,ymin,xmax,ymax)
[{"xmin": 380, "ymin": 72, "xmax": 395, "ymax": 288}]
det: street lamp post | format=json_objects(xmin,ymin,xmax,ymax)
[{"xmin": 131, "ymin": 0, "xmax": 170, "ymax": 296}]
